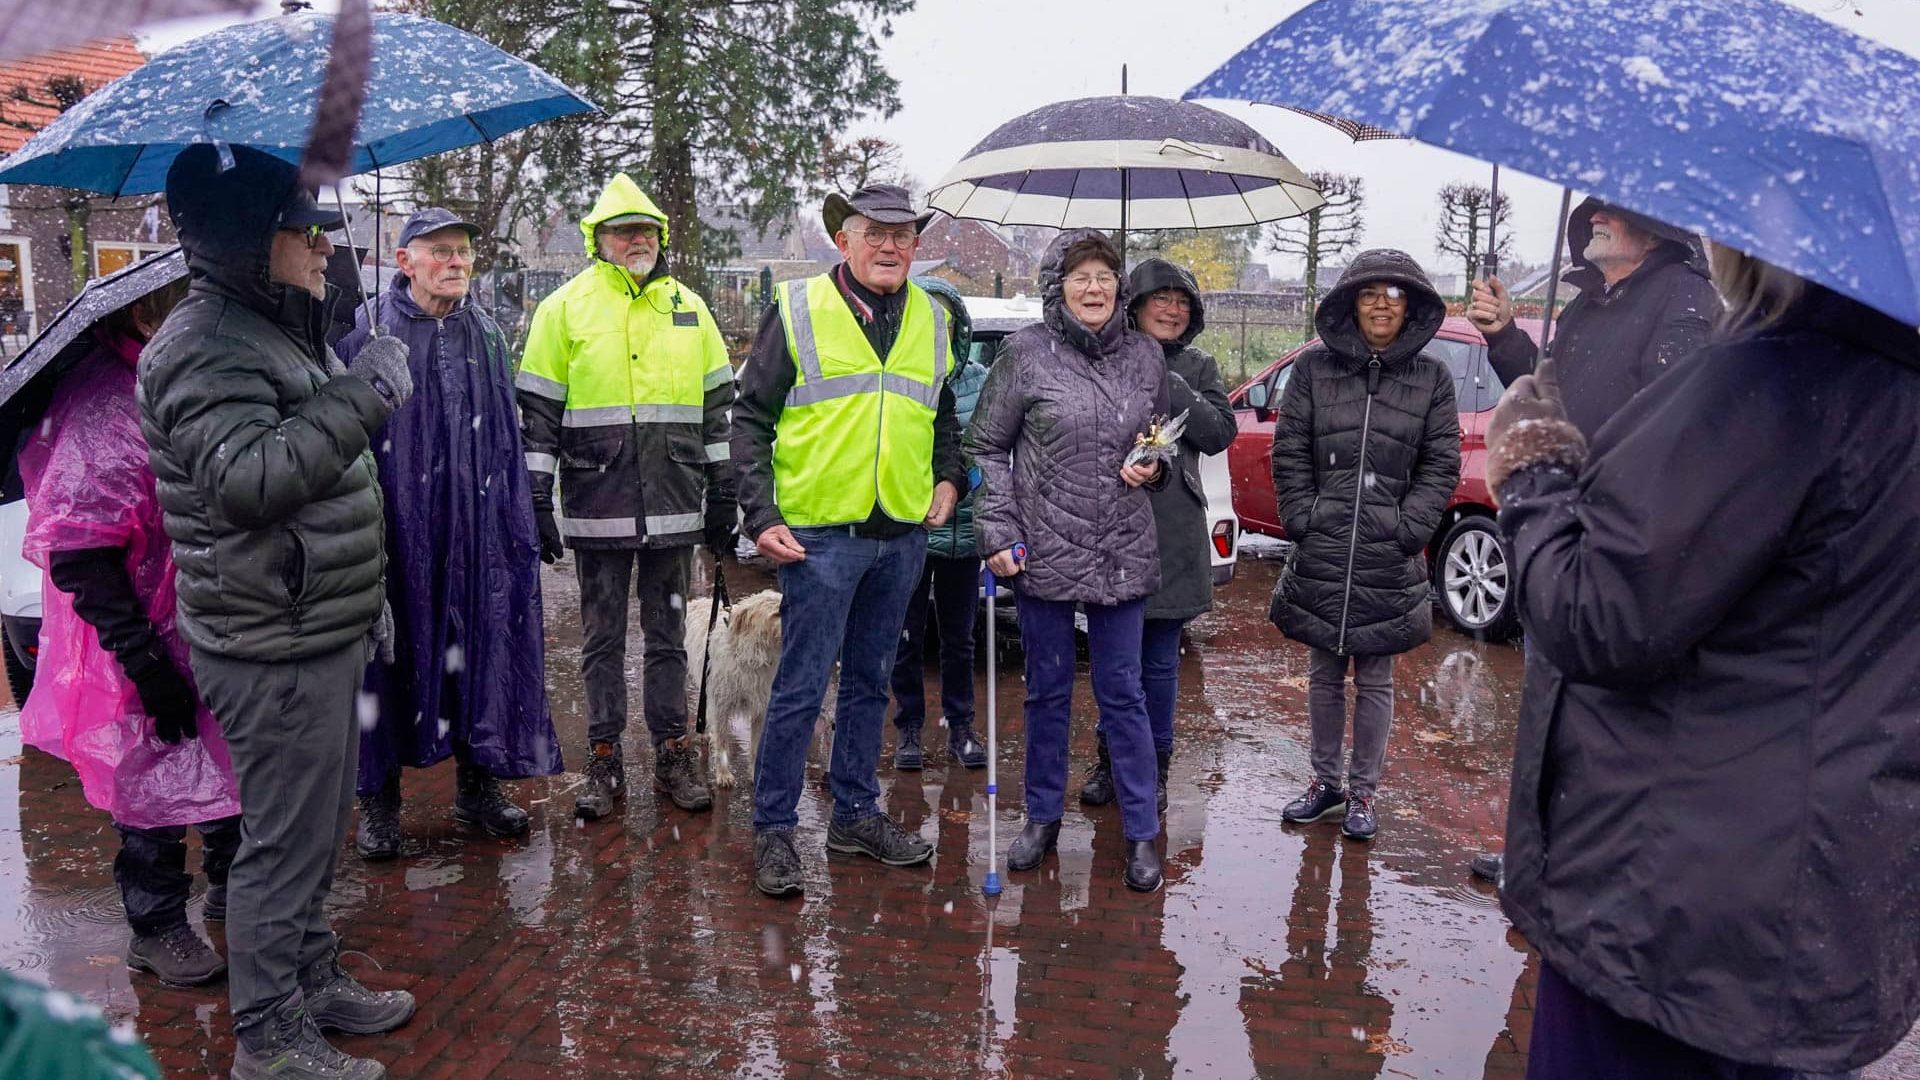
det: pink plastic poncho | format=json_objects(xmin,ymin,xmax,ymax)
[{"xmin": 16, "ymin": 333, "xmax": 240, "ymax": 829}]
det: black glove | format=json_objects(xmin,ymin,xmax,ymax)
[
  {"xmin": 704, "ymin": 517, "xmax": 737, "ymax": 559},
  {"xmin": 124, "ymin": 642, "xmax": 198, "ymax": 744},
  {"xmin": 536, "ymin": 510, "xmax": 565, "ymax": 564}
]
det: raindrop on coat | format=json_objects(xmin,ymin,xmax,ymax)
[
  {"xmin": 669, "ymin": 593, "xmax": 684, "ymax": 612},
  {"xmin": 1330, "ymin": 452, "xmax": 1337, "ymax": 466},
  {"xmin": 445, "ymin": 644, "xmax": 465, "ymax": 673},
  {"xmin": 356, "ymin": 692, "xmax": 380, "ymax": 732},
  {"xmin": 436, "ymin": 718, "xmax": 451, "ymax": 740},
  {"xmin": 472, "ymin": 416, "xmax": 483, "ymax": 430}
]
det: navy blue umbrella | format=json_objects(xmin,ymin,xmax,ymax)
[
  {"xmin": 1186, "ymin": 0, "xmax": 1920, "ymax": 325},
  {"xmin": 0, "ymin": 10, "xmax": 596, "ymax": 197},
  {"xmin": 927, "ymin": 95, "xmax": 1325, "ymax": 232}
]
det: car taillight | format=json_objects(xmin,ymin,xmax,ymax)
[{"xmin": 1212, "ymin": 519, "xmax": 1236, "ymax": 558}]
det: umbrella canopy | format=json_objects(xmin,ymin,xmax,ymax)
[
  {"xmin": 1186, "ymin": 0, "xmax": 1920, "ymax": 326},
  {"xmin": 927, "ymin": 95, "xmax": 1325, "ymax": 231},
  {"xmin": 0, "ymin": 246, "xmax": 186, "ymax": 482},
  {"xmin": 0, "ymin": 11, "xmax": 596, "ymax": 196}
]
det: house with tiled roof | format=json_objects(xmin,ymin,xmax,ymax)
[{"xmin": 0, "ymin": 37, "xmax": 174, "ymax": 344}]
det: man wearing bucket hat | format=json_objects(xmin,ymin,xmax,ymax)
[
  {"xmin": 732, "ymin": 183, "xmax": 968, "ymax": 897},
  {"xmin": 516, "ymin": 174, "xmax": 736, "ymax": 822},
  {"xmin": 140, "ymin": 143, "xmax": 416, "ymax": 1080}
]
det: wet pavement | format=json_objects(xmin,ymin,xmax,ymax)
[{"xmin": 1, "ymin": 544, "xmax": 1914, "ymax": 1078}]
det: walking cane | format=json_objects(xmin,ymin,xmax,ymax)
[
  {"xmin": 695, "ymin": 558, "xmax": 732, "ymax": 759},
  {"xmin": 981, "ymin": 542, "xmax": 1026, "ymax": 899}
]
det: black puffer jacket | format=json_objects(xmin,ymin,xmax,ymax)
[
  {"xmin": 138, "ymin": 145, "xmax": 391, "ymax": 660},
  {"xmin": 1268, "ymin": 250, "xmax": 1460, "ymax": 656},
  {"xmin": 1128, "ymin": 259, "xmax": 1236, "ymax": 622},
  {"xmin": 967, "ymin": 230, "xmax": 1171, "ymax": 606},
  {"xmin": 1494, "ymin": 287, "xmax": 1920, "ymax": 1072},
  {"xmin": 1485, "ymin": 198, "xmax": 1720, "ymax": 440}
]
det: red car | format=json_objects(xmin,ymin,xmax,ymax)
[{"xmin": 1229, "ymin": 316, "xmax": 1541, "ymax": 641}]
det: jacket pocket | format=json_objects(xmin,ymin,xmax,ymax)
[
  {"xmin": 667, "ymin": 432, "xmax": 707, "ymax": 466},
  {"xmin": 283, "ymin": 527, "xmax": 311, "ymax": 632},
  {"xmin": 560, "ymin": 426, "xmax": 626, "ymax": 470}
]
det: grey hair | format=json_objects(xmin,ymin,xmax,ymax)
[{"xmin": 1710, "ymin": 243, "xmax": 1806, "ymax": 335}]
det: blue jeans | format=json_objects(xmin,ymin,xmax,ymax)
[
  {"xmin": 1140, "ymin": 617, "xmax": 1185, "ymax": 755},
  {"xmin": 1017, "ymin": 595, "xmax": 1160, "ymax": 842},
  {"xmin": 752, "ymin": 527, "xmax": 928, "ymax": 833}
]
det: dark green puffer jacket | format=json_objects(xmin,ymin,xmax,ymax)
[{"xmin": 138, "ymin": 145, "xmax": 392, "ymax": 660}]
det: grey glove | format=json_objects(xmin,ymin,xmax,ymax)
[
  {"xmin": 346, "ymin": 332, "xmax": 414, "ymax": 413},
  {"xmin": 371, "ymin": 598, "xmax": 396, "ymax": 665}
]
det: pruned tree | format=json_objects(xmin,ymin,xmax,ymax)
[
  {"xmin": 1435, "ymin": 181, "xmax": 1514, "ymax": 289},
  {"xmin": 1, "ymin": 72, "xmax": 99, "ymax": 290},
  {"xmin": 1265, "ymin": 171, "xmax": 1364, "ymax": 333}
]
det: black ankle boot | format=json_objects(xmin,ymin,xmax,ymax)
[
  {"xmin": 1155, "ymin": 749, "xmax": 1170, "ymax": 815},
  {"xmin": 1078, "ymin": 735, "xmax": 1114, "ymax": 806},
  {"xmin": 1006, "ymin": 819, "xmax": 1060, "ymax": 871},
  {"xmin": 1124, "ymin": 839, "xmax": 1162, "ymax": 892}
]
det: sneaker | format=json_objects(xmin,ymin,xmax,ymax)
[
  {"xmin": 826, "ymin": 813, "xmax": 934, "ymax": 867},
  {"xmin": 893, "ymin": 724, "xmax": 925, "ymax": 771},
  {"xmin": 204, "ymin": 883, "xmax": 227, "ymax": 922},
  {"xmin": 453, "ymin": 763, "xmax": 530, "ymax": 837},
  {"xmin": 232, "ymin": 998, "xmax": 383, "ymax": 1080},
  {"xmin": 1342, "ymin": 794, "xmax": 1378, "ymax": 841},
  {"xmin": 300, "ymin": 950, "xmax": 415, "ymax": 1035},
  {"xmin": 947, "ymin": 721, "xmax": 987, "ymax": 769},
  {"xmin": 127, "ymin": 923, "xmax": 226, "ymax": 986},
  {"xmin": 753, "ymin": 829, "xmax": 804, "ymax": 898},
  {"xmin": 653, "ymin": 740, "xmax": 713, "ymax": 812},
  {"xmin": 1078, "ymin": 735, "xmax": 1114, "ymax": 806},
  {"xmin": 354, "ymin": 776, "xmax": 401, "ymax": 860},
  {"xmin": 1470, "ymin": 852, "xmax": 1504, "ymax": 884},
  {"xmin": 574, "ymin": 743, "xmax": 626, "ymax": 820},
  {"xmin": 1281, "ymin": 779, "xmax": 1347, "ymax": 824}
]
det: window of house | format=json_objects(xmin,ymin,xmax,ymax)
[
  {"xmin": 0, "ymin": 237, "xmax": 34, "ymax": 338},
  {"xmin": 94, "ymin": 241, "xmax": 171, "ymax": 278}
]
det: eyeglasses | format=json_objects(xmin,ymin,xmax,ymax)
[
  {"xmin": 1064, "ymin": 271, "xmax": 1119, "ymax": 290},
  {"xmin": 414, "ymin": 243, "xmax": 475, "ymax": 263},
  {"xmin": 847, "ymin": 226, "xmax": 918, "ymax": 250},
  {"xmin": 1145, "ymin": 292, "xmax": 1191, "ymax": 311},
  {"xmin": 283, "ymin": 223, "xmax": 329, "ymax": 250},
  {"xmin": 602, "ymin": 224, "xmax": 660, "ymax": 242},
  {"xmin": 1357, "ymin": 286, "xmax": 1406, "ymax": 306}
]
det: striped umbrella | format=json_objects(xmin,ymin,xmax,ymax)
[{"xmin": 927, "ymin": 95, "xmax": 1324, "ymax": 235}]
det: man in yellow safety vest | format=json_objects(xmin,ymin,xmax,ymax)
[{"xmin": 732, "ymin": 184, "xmax": 968, "ymax": 897}]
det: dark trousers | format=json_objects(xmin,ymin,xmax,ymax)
[
  {"xmin": 1141, "ymin": 617, "xmax": 1185, "ymax": 754},
  {"xmin": 1308, "ymin": 648, "xmax": 1395, "ymax": 798},
  {"xmin": 889, "ymin": 554, "xmax": 981, "ymax": 732},
  {"xmin": 1016, "ymin": 595, "xmax": 1159, "ymax": 842},
  {"xmin": 1530, "ymin": 962, "xmax": 1859, "ymax": 1080},
  {"xmin": 113, "ymin": 816, "xmax": 241, "ymax": 935},
  {"xmin": 576, "ymin": 546, "xmax": 691, "ymax": 749},
  {"xmin": 190, "ymin": 640, "xmax": 366, "ymax": 1032}
]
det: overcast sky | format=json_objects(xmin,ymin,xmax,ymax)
[{"xmin": 144, "ymin": 0, "xmax": 1920, "ymax": 280}]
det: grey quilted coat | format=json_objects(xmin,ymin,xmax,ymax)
[{"xmin": 967, "ymin": 229, "xmax": 1171, "ymax": 606}]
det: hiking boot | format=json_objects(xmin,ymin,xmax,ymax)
[
  {"xmin": 1078, "ymin": 734, "xmax": 1114, "ymax": 806},
  {"xmin": 453, "ymin": 762, "xmax": 530, "ymax": 837},
  {"xmin": 893, "ymin": 724, "xmax": 924, "ymax": 771},
  {"xmin": 826, "ymin": 813, "xmax": 934, "ymax": 867},
  {"xmin": 1006, "ymin": 819, "xmax": 1060, "ymax": 872},
  {"xmin": 1124, "ymin": 839, "xmax": 1163, "ymax": 893},
  {"xmin": 204, "ymin": 883, "xmax": 227, "ymax": 922},
  {"xmin": 1282, "ymin": 779, "xmax": 1347, "ymax": 824},
  {"xmin": 574, "ymin": 743, "xmax": 626, "ymax": 820},
  {"xmin": 231, "ymin": 999, "xmax": 384, "ymax": 1080},
  {"xmin": 754, "ymin": 829, "xmax": 804, "ymax": 898},
  {"xmin": 947, "ymin": 721, "xmax": 987, "ymax": 769},
  {"xmin": 300, "ymin": 949, "xmax": 415, "ymax": 1035},
  {"xmin": 653, "ymin": 739, "xmax": 713, "ymax": 812},
  {"xmin": 354, "ymin": 776, "xmax": 401, "ymax": 860},
  {"xmin": 1342, "ymin": 794, "xmax": 1378, "ymax": 841},
  {"xmin": 127, "ymin": 923, "xmax": 226, "ymax": 987},
  {"xmin": 1155, "ymin": 748, "xmax": 1171, "ymax": 815},
  {"xmin": 1470, "ymin": 852, "xmax": 1504, "ymax": 884}
]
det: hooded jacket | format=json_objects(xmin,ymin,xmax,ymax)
[
  {"xmin": 1485, "ymin": 198, "xmax": 1720, "ymax": 439},
  {"xmin": 138, "ymin": 144, "xmax": 392, "ymax": 661},
  {"xmin": 515, "ymin": 174, "xmax": 735, "ymax": 550},
  {"xmin": 1492, "ymin": 286, "xmax": 1920, "ymax": 1072},
  {"xmin": 1268, "ymin": 249, "xmax": 1461, "ymax": 656},
  {"xmin": 1127, "ymin": 259, "xmax": 1237, "ymax": 622},
  {"xmin": 966, "ymin": 230, "xmax": 1172, "ymax": 606}
]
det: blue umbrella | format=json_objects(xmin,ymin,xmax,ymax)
[
  {"xmin": 1186, "ymin": 0, "xmax": 1920, "ymax": 325},
  {"xmin": 0, "ymin": 10, "xmax": 596, "ymax": 196},
  {"xmin": 927, "ymin": 95, "xmax": 1324, "ymax": 233}
]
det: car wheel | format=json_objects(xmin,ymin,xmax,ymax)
[
  {"xmin": 1434, "ymin": 516, "xmax": 1521, "ymax": 641},
  {"xmin": 3, "ymin": 621, "xmax": 33, "ymax": 705}
]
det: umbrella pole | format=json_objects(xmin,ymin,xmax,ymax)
[
  {"xmin": 1537, "ymin": 185, "xmax": 1573, "ymax": 361},
  {"xmin": 332, "ymin": 186, "xmax": 379, "ymax": 333},
  {"xmin": 1484, "ymin": 163, "xmax": 1501, "ymax": 280}
]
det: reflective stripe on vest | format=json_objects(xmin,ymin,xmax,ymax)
[{"xmin": 771, "ymin": 275, "xmax": 946, "ymax": 527}]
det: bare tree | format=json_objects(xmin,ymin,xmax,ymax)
[
  {"xmin": 821, "ymin": 135, "xmax": 909, "ymax": 193},
  {"xmin": 1435, "ymin": 181, "xmax": 1514, "ymax": 289},
  {"xmin": 1266, "ymin": 171, "xmax": 1364, "ymax": 333}
]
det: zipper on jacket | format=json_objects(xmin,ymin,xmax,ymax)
[{"xmin": 1335, "ymin": 357, "xmax": 1382, "ymax": 655}]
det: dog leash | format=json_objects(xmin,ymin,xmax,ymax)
[{"xmin": 694, "ymin": 559, "xmax": 733, "ymax": 737}]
